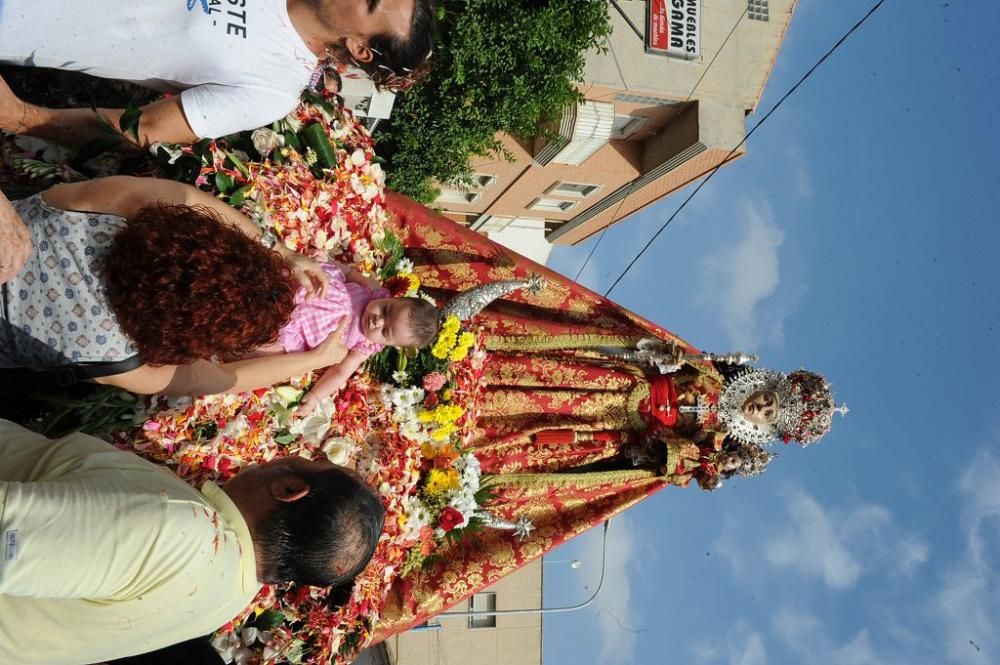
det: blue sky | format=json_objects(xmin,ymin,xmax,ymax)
[{"xmin": 541, "ymin": 2, "xmax": 1000, "ymax": 664}]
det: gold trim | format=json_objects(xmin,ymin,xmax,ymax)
[
  {"xmin": 483, "ymin": 333, "xmax": 644, "ymax": 352},
  {"xmin": 483, "ymin": 468, "xmax": 661, "ymax": 490},
  {"xmin": 627, "ymin": 382, "xmax": 650, "ymax": 432}
]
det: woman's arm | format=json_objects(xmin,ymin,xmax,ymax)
[
  {"xmin": 41, "ymin": 176, "xmax": 327, "ymax": 296},
  {"xmin": 295, "ymin": 350, "xmax": 367, "ymax": 416},
  {"xmin": 97, "ymin": 322, "xmax": 349, "ymax": 396}
]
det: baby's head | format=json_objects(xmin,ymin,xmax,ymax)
[{"xmin": 361, "ymin": 297, "xmax": 439, "ymax": 348}]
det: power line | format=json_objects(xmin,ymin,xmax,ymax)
[
  {"xmin": 573, "ymin": 4, "xmax": 749, "ymax": 283},
  {"xmin": 602, "ymin": 0, "xmax": 889, "ymax": 298}
]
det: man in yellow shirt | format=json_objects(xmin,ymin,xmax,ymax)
[{"xmin": 0, "ymin": 419, "xmax": 384, "ymax": 664}]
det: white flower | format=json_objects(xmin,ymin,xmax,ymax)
[
  {"xmin": 322, "ymin": 436, "xmax": 357, "ymax": 465},
  {"xmin": 280, "ymin": 114, "xmax": 303, "ymax": 133},
  {"xmin": 395, "ymin": 257, "xmax": 415, "ymax": 274},
  {"xmin": 350, "ymin": 148, "xmax": 367, "ymax": 167},
  {"xmin": 251, "ymin": 128, "xmax": 285, "ymax": 157},
  {"xmin": 392, "ymin": 370, "xmax": 409, "ymax": 385},
  {"xmin": 211, "ymin": 633, "xmax": 243, "ymax": 663},
  {"xmin": 149, "ymin": 141, "xmax": 183, "ymax": 165},
  {"xmin": 419, "ymin": 292, "xmax": 438, "ymax": 307},
  {"xmin": 240, "ymin": 627, "xmax": 260, "ymax": 646},
  {"xmin": 220, "ymin": 415, "xmax": 250, "ymax": 439},
  {"xmin": 289, "ymin": 397, "xmax": 336, "ymax": 444}
]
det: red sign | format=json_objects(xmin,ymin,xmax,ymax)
[
  {"xmin": 648, "ymin": 0, "xmax": 671, "ymax": 51},
  {"xmin": 646, "ymin": 0, "xmax": 701, "ymax": 59}
]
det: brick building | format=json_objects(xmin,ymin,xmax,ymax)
[{"xmin": 433, "ymin": 0, "xmax": 797, "ymax": 261}]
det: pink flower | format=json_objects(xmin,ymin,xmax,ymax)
[{"xmin": 422, "ymin": 372, "xmax": 447, "ymax": 392}]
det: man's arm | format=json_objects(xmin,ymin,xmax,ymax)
[{"xmin": 0, "ymin": 74, "xmax": 198, "ymax": 146}]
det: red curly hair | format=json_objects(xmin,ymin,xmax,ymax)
[{"xmin": 104, "ymin": 203, "xmax": 297, "ymax": 365}]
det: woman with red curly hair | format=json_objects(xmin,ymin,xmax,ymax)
[{"xmin": 0, "ymin": 176, "xmax": 349, "ymax": 395}]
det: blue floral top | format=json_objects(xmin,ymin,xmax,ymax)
[{"xmin": 0, "ymin": 195, "xmax": 138, "ymax": 369}]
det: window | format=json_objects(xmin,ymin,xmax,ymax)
[
  {"xmin": 611, "ymin": 115, "xmax": 647, "ymax": 140},
  {"xmin": 468, "ymin": 592, "xmax": 497, "ymax": 629},
  {"xmin": 748, "ymin": 0, "xmax": 769, "ymax": 21},
  {"xmin": 476, "ymin": 216, "xmax": 515, "ymax": 232},
  {"xmin": 472, "ymin": 173, "xmax": 497, "ymax": 189},
  {"xmin": 529, "ymin": 198, "xmax": 577, "ymax": 213},
  {"xmin": 548, "ymin": 181, "xmax": 600, "ymax": 198},
  {"xmin": 435, "ymin": 188, "xmax": 481, "ymax": 205}
]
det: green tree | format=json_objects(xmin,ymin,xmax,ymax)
[{"xmin": 373, "ymin": 0, "xmax": 611, "ymax": 202}]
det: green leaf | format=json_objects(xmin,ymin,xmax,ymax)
[
  {"xmin": 224, "ymin": 150, "xmax": 251, "ymax": 178},
  {"xmin": 228, "ymin": 185, "xmax": 250, "ymax": 207},
  {"xmin": 274, "ymin": 430, "xmax": 297, "ymax": 446},
  {"xmin": 118, "ymin": 101, "xmax": 143, "ymax": 143},
  {"xmin": 214, "ymin": 172, "xmax": 235, "ymax": 194},
  {"xmin": 254, "ymin": 609, "xmax": 287, "ymax": 630},
  {"xmin": 301, "ymin": 123, "xmax": 338, "ymax": 169}
]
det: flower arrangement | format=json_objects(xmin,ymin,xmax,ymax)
[
  {"xmin": 128, "ymin": 95, "xmax": 488, "ymax": 663},
  {"xmin": 1, "ymin": 83, "xmax": 494, "ymax": 665}
]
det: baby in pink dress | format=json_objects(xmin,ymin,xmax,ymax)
[{"xmin": 276, "ymin": 262, "xmax": 440, "ymax": 412}]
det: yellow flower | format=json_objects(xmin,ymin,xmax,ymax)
[
  {"xmin": 402, "ymin": 273, "xmax": 421, "ymax": 293},
  {"xmin": 425, "ymin": 468, "xmax": 460, "ymax": 495},
  {"xmin": 448, "ymin": 345, "xmax": 469, "ymax": 363},
  {"xmin": 431, "ymin": 423, "xmax": 458, "ymax": 442},
  {"xmin": 421, "ymin": 442, "xmax": 438, "ymax": 459},
  {"xmin": 442, "ymin": 389, "xmax": 454, "ymax": 402},
  {"xmin": 458, "ymin": 331, "xmax": 475, "ymax": 348},
  {"xmin": 441, "ymin": 316, "xmax": 460, "ymax": 336}
]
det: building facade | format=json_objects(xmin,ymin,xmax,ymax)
[
  {"xmin": 382, "ymin": 558, "xmax": 543, "ymax": 665},
  {"xmin": 434, "ymin": 0, "xmax": 797, "ymax": 253}
]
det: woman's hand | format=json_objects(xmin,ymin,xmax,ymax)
[
  {"xmin": 0, "ymin": 191, "xmax": 31, "ymax": 284},
  {"xmin": 312, "ymin": 319, "xmax": 350, "ymax": 366},
  {"xmin": 285, "ymin": 251, "xmax": 328, "ymax": 299}
]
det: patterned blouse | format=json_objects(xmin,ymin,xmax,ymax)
[{"xmin": 0, "ymin": 195, "xmax": 138, "ymax": 369}]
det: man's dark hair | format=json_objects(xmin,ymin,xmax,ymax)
[
  {"xmin": 256, "ymin": 466, "xmax": 385, "ymax": 587},
  {"xmin": 362, "ymin": 0, "xmax": 436, "ymax": 90}
]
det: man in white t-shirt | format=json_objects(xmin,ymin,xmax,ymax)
[{"xmin": 0, "ymin": 0, "xmax": 435, "ymax": 145}]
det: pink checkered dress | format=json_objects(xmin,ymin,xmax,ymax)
[{"xmin": 277, "ymin": 263, "xmax": 388, "ymax": 357}]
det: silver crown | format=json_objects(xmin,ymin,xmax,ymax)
[{"xmin": 440, "ymin": 274, "xmax": 545, "ymax": 322}]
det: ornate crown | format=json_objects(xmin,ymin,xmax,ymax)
[{"xmin": 717, "ymin": 368, "xmax": 844, "ymax": 446}]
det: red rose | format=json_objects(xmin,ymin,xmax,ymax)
[{"xmin": 438, "ymin": 506, "xmax": 465, "ymax": 532}]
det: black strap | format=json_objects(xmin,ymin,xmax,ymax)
[{"xmin": 0, "ymin": 355, "xmax": 143, "ymax": 394}]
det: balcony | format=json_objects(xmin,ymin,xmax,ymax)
[{"xmin": 533, "ymin": 101, "xmax": 615, "ymax": 167}]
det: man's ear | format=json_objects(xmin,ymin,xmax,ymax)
[
  {"xmin": 270, "ymin": 475, "xmax": 310, "ymax": 503},
  {"xmin": 344, "ymin": 36, "xmax": 374, "ymax": 64}
]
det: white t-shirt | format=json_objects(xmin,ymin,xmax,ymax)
[{"xmin": 0, "ymin": 0, "xmax": 319, "ymax": 138}]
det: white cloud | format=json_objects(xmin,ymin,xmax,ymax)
[
  {"xmin": 932, "ymin": 451, "xmax": 1000, "ymax": 665},
  {"xmin": 763, "ymin": 491, "xmax": 885, "ymax": 588},
  {"xmin": 786, "ymin": 143, "xmax": 814, "ymax": 199},
  {"xmin": 727, "ymin": 623, "xmax": 768, "ymax": 665},
  {"xmin": 698, "ymin": 199, "xmax": 787, "ymax": 349},
  {"xmin": 771, "ymin": 610, "xmax": 889, "ymax": 665},
  {"xmin": 743, "ymin": 489, "xmax": 929, "ymax": 589},
  {"xmin": 583, "ymin": 515, "xmax": 642, "ymax": 665}
]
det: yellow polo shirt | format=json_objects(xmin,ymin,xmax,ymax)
[{"xmin": 0, "ymin": 420, "xmax": 261, "ymax": 664}]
